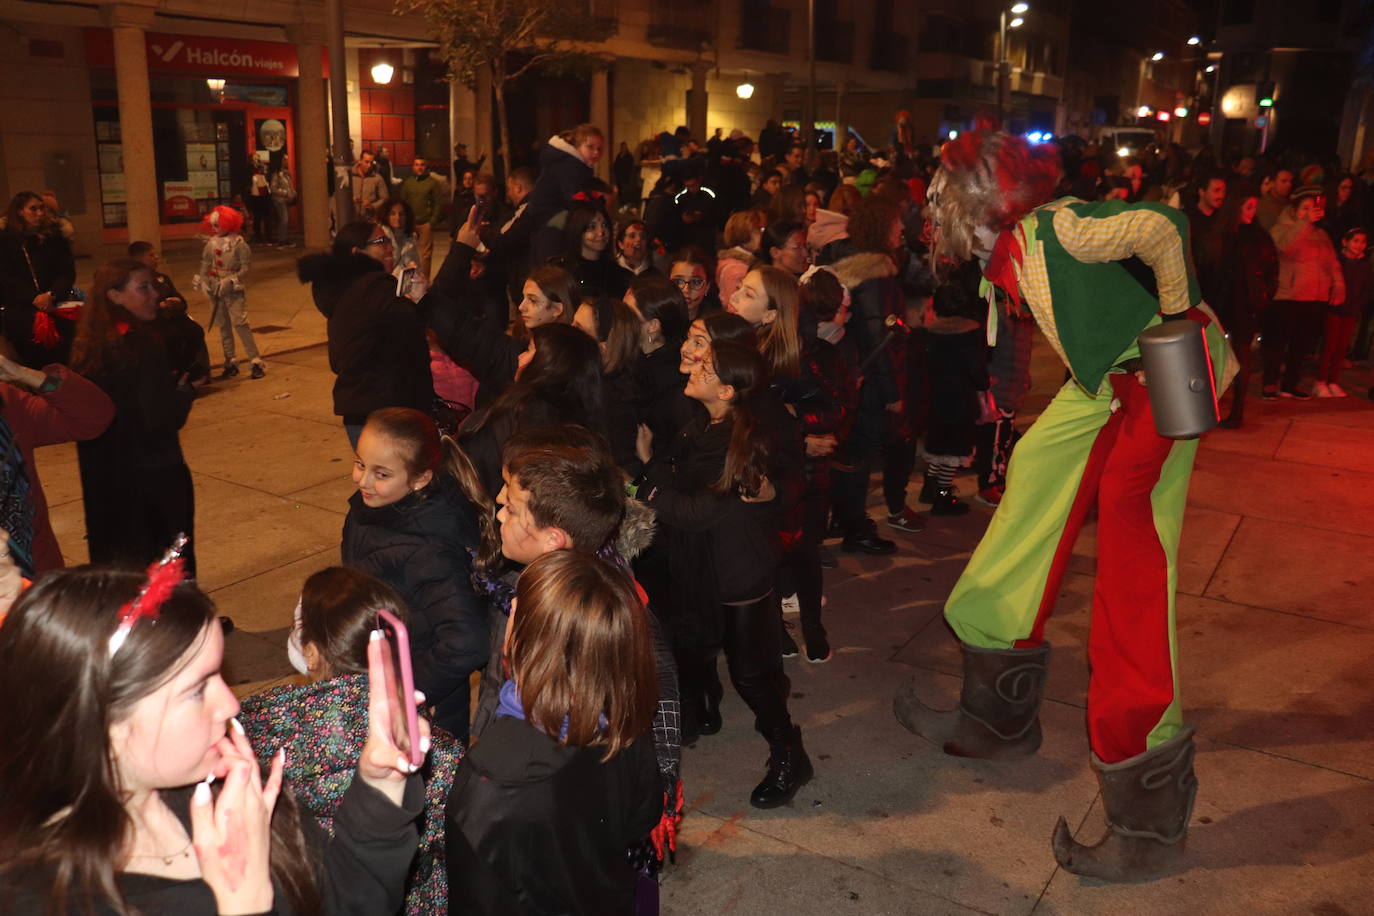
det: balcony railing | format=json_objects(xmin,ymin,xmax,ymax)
[{"xmin": 739, "ymin": 5, "xmax": 791, "ymax": 55}]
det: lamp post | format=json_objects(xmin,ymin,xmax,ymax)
[{"xmin": 997, "ymin": 3, "xmax": 1028, "ymax": 119}]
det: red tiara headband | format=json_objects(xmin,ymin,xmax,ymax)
[{"xmin": 107, "ymin": 535, "xmax": 189, "ymax": 657}]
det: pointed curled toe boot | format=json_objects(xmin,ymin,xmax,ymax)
[
  {"xmin": 749, "ymin": 725, "xmax": 814, "ymax": 809},
  {"xmin": 1052, "ymin": 725, "xmax": 1198, "ymax": 882},
  {"xmin": 893, "ymin": 641, "xmax": 1049, "ymax": 759}
]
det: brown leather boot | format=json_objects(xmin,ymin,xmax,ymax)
[
  {"xmin": 893, "ymin": 641, "xmax": 1049, "ymax": 759},
  {"xmin": 1052, "ymin": 726, "xmax": 1198, "ymax": 881}
]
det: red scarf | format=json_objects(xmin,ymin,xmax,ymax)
[{"xmin": 982, "ymin": 226, "xmax": 1026, "ymax": 314}]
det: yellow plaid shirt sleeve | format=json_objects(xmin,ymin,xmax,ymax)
[{"xmin": 1051, "ymin": 206, "xmax": 1193, "ymax": 313}]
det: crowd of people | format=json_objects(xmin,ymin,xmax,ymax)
[{"xmin": 0, "ymin": 110, "xmax": 1371, "ymax": 913}]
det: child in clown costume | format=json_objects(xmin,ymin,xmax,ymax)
[
  {"xmin": 892, "ymin": 124, "xmax": 1235, "ymax": 881},
  {"xmin": 194, "ymin": 205, "xmax": 266, "ymax": 380}
]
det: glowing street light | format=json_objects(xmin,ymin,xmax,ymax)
[
  {"xmin": 1187, "ymin": 36, "xmax": 1201, "ymax": 46},
  {"xmin": 1011, "ymin": 2, "xmax": 1029, "ymax": 13},
  {"xmin": 370, "ymin": 61, "xmax": 395, "ymax": 85},
  {"xmin": 736, "ymin": 82, "xmax": 755, "ymax": 99},
  {"xmin": 1152, "ymin": 51, "xmax": 1165, "ymax": 62},
  {"xmin": 1010, "ymin": 17, "xmax": 1024, "ymax": 28}
]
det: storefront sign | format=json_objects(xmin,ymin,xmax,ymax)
[
  {"xmin": 163, "ymin": 182, "xmax": 198, "ymax": 219},
  {"xmin": 85, "ymin": 30, "xmax": 329, "ymax": 79}
]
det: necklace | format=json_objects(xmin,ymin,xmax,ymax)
[{"xmin": 131, "ymin": 841, "xmax": 193, "ymax": 866}]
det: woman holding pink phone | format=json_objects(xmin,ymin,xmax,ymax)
[{"xmin": 0, "ymin": 555, "xmax": 428, "ymax": 914}]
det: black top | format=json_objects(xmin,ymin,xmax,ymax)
[
  {"xmin": 298, "ymin": 252, "xmax": 434, "ymax": 424},
  {"xmin": 445, "ymin": 716, "xmax": 660, "ymax": 916},
  {"xmin": 2, "ymin": 772, "xmax": 424, "ymax": 915},
  {"xmin": 341, "ymin": 473, "xmax": 489, "ymax": 736}
]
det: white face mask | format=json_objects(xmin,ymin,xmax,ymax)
[
  {"xmin": 286, "ymin": 598, "xmax": 309, "ymax": 675},
  {"xmin": 973, "ymin": 225, "xmax": 1000, "ymax": 260}
]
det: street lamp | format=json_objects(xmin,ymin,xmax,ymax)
[
  {"xmin": 1187, "ymin": 36, "xmax": 1201, "ymax": 46},
  {"xmin": 1152, "ymin": 51, "xmax": 1165, "ymax": 62},
  {"xmin": 370, "ymin": 61, "xmax": 395, "ymax": 85},
  {"xmin": 997, "ymin": 3, "xmax": 1029, "ymax": 117},
  {"xmin": 736, "ymin": 82, "xmax": 755, "ymax": 100}
]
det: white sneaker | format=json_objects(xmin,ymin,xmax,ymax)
[
  {"xmin": 781, "ymin": 593, "xmax": 799, "ymax": 616},
  {"xmin": 1329, "ymin": 382, "xmax": 1349, "ymax": 397},
  {"xmin": 1314, "ymin": 381, "xmax": 1334, "ymax": 398}
]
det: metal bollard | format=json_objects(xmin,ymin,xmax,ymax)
[{"xmin": 1138, "ymin": 320, "xmax": 1219, "ymax": 439}]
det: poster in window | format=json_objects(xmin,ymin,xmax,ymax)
[{"xmin": 186, "ymin": 143, "xmax": 216, "ymax": 174}]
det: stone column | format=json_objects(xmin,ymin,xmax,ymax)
[
  {"xmin": 688, "ymin": 62, "xmax": 708, "ymax": 147},
  {"xmin": 834, "ymin": 77, "xmax": 848, "ymax": 151},
  {"xmin": 591, "ymin": 67, "xmax": 611, "ymax": 183},
  {"xmin": 474, "ymin": 67, "xmax": 493, "ymax": 172},
  {"xmin": 104, "ymin": 2, "xmax": 159, "ymax": 245},
  {"xmin": 290, "ymin": 24, "xmax": 330, "ymax": 249}
]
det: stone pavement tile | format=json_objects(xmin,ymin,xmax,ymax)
[
  {"xmin": 182, "ymin": 399, "xmax": 258, "ymax": 432},
  {"xmin": 681, "ymin": 657, "xmax": 1095, "ymax": 916},
  {"xmin": 32, "ymin": 441, "xmax": 82, "ymax": 511},
  {"xmin": 286, "ymin": 475, "xmax": 355, "ymax": 515},
  {"xmin": 1188, "ymin": 449, "xmax": 1374, "ymax": 539},
  {"xmin": 191, "ymin": 360, "xmax": 339, "ymax": 428},
  {"xmin": 46, "ymin": 473, "xmax": 346, "ymax": 591},
  {"xmin": 1179, "ymin": 591, "xmax": 1374, "ymax": 780},
  {"xmin": 182, "ymin": 411, "xmax": 353, "ymax": 497},
  {"xmin": 207, "ymin": 546, "xmax": 340, "ymax": 634},
  {"xmin": 1274, "ymin": 417, "xmax": 1374, "ymax": 474},
  {"xmin": 664, "ymin": 808, "xmax": 991, "ymax": 916},
  {"xmin": 1198, "ymin": 414, "xmax": 1290, "ymax": 459},
  {"xmin": 1040, "ymin": 738, "xmax": 1374, "ymax": 915},
  {"xmin": 1204, "ymin": 516, "xmax": 1374, "ymax": 629},
  {"xmin": 271, "ymin": 344, "xmax": 334, "ymax": 371}
]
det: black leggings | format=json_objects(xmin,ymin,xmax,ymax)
[{"xmin": 706, "ymin": 593, "xmax": 793, "ymax": 737}]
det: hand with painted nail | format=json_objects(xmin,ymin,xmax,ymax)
[
  {"xmin": 358, "ymin": 631, "xmax": 430, "ymax": 807},
  {"xmin": 188, "ymin": 718, "xmax": 284, "ymax": 915}
]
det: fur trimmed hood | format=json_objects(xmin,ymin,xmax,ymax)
[
  {"xmin": 616, "ymin": 497, "xmax": 656, "ymax": 560},
  {"xmin": 807, "ymin": 209, "xmax": 850, "ymax": 251},
  {"xmin": 831, "ymin": 251, "xmax": 897, "ymax": 289}
]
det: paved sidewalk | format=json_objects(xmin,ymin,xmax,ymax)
[{"xmin": 31, "ymin": 316, "xmax": 1374, "ymax": 915}]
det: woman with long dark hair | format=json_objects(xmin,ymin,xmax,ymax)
[
  {"xmin": 71, "ymin": 258, "xmax": 200, "ymax": 574},
  {"xmin": 458, "ymin": 321, "xmax": 604, "ymax": 499},
  {"xmin": 0, "ymin": 191, "xmax": 77, "ymax": 367},
  {"xmin": 637, "ymin": 338, "xmax": 813, "ymax": 808},
  {"xmin": 560, "ymin": 206, "xmax": 624, "ymax": 299},
  {"xmin": 0, "ymin": 564, "xmax": 425, "ymax": 913}
]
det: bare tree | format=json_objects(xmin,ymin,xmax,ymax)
[{"xmin": 398, "ymin": 0, "xmax": 606, "ymax": 178}]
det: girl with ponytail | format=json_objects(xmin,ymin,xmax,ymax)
[{"xmin": 342, "ymin": 407, "xmax": 490, "ymax": 743}]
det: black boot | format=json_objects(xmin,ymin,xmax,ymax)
[
  {"xmin": 893, "ymin": 641, "xmax": 1049, "ymax": 759},
  {"xmin": 929, "ymin": 480, "xmax": 971, "ymax": 516},
  {"xmin": 1052, "ymin": 726, "xmax": 1198, "ymax": 881},
  {"xmin": 749, "ymin": 725, "xmax": 814, "ymax": 809}
]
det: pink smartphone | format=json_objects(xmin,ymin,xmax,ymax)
[{"xmin": 375, "ymin": 609, "xmax": 425, "ymax": 767}]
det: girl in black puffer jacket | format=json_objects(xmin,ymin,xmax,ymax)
[{"xmin": 343, "ymin": 407, "xmax": 489, "ymax": 743}]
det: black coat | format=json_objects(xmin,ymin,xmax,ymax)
[
  {"xmin": 298, "ymin": 252, "xmax": 434, "ymax": 424},
  {"xmin": 0, "ymin": 227, "xmax": 76, "ymax": 367},
  {"xmin": 633, "ymin": 344, "xmax": 697, "ymax": 447},
  {"xmin": 76, "ymin": 323, "xmax": 197, "ymax": 574},
  {"xmin": 341, "ymin": 473, "xmax": 488, "ymax": 739},
  {"xmin": 445, "ymin": 716, "xmax": 660, "ymax": 916}
]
